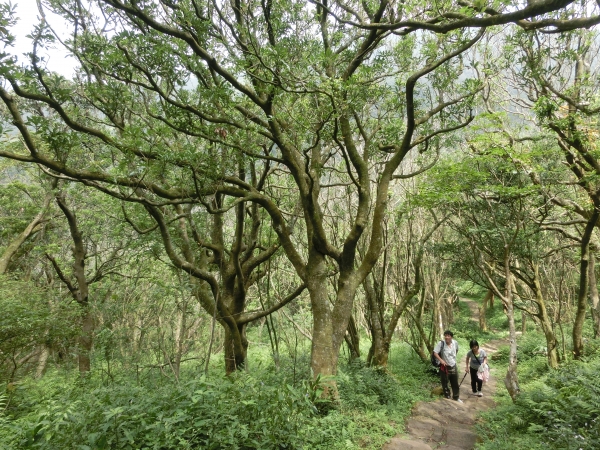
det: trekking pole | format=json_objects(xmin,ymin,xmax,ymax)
[{"xmin": 459, "ymin": 372, "xmax": 468, "ymax": 387}]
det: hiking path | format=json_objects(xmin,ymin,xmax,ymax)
[{"xmin": 382, "ymin": 298, "xmax": 508, "ymax": 450}]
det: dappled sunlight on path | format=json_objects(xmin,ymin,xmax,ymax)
[{"xmin": 382, "ymin": 299, "xmax": 508, "ymax": 450}]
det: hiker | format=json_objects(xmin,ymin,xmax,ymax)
[
  {"xmin": 465, "ymin": 339, "xmax": 488, "ymax": 397},
  {"xmin": 433, "ymin": 330, "xmax": 462, "ymax": 402}
]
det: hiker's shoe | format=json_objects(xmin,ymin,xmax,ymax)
[
  {"xmin": 477, "ymin": 392, "xmax": 483, "ymax": 397},
  {"xmin": 471, "ymin": 392, "xmax": 478, "ymax": 396},
  {"xmin": 455, "ymin": 399, "xmax": 463, "ymax": 403}
]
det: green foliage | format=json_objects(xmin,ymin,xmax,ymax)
[
  {"xmin": 3, "ymin": 372, "xmax": 324, "ymax": 449},
  {"xmin": 0, "ymin": 339, "xmax": 435, "ymax": 450},
  {"xmin": 479, "ymin": 358, "xmax": 600, "ymax": 450},
  {"xmin": 477, "ymin": 329, "xmax": 600, "ymax": 450},
  {"xmin": 338, "ymin": 361, "xmax": 402, "ymax": 410},
  {"xmin": 532, "ymin": 95, "xmax": 560, "ymax": 122},
  {"xmin": 0, "ymin": 179, "xmax": 45, "ymax": 241},
  {"xmin": 454, "ymin": 280, "xmax": 486, "ymax": 298},
  {"xmin": 0, "ymin": 277, "xmax": 79, "ymax": 379},
  {"xmin": 490, "ymin": 345, "xmax": 510, "ymax": 364},
  {"xmin": 492, "ymin": 330, "xmax": 567, "ymax": 369}
]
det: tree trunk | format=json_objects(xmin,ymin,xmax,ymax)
[
  {"xmin": 480, "ymin": 289, "xmax": 492, "ymax": 332},
  {"xmin": 310, "ymin": 306, "xmax": 335, "ymax": 377},
  {"xmin": 433, "ymin": 288, "xmax": 445, "ymax": 339},
  {"xmin": 573, "ymin": 208, "xmax": 600, "ymax": 359},
  {"xmin": 365, "ymin": 276, "xmax": 385, "ymax": 366},
  {"xmin": 479, "ymin": 306, "xmax": 487, "ymax": 332},
  {"xmin": 533, "ymin": 272, "xmax": 559, "ymax": 368},
  {"xmin": 0, "ymin": 223, "xmax": 41, "ymax": 274},
  {"xmin": 35, "ymin": 345, "xmax": 50, "ymax": 378},
  {"xmin": 445, "ymin": 294, "xmax": 456, "ymax": 324},
  {"xmin": 504, "ymin": 259, "xmax": 520, "ymax": 402},
  {"xmin": 369, "ymin": 284, "xmax": 417, "ymax": 367},
  {"xmin": 368, "ymin": 337, "xmax": 390, "ymax": 368},
  {"xmin": 307, "ymin": 251, "xmax": 337, "ymax": 386},
  {"xmin": 409, "ymin": 288, "xmax": 431, "ymax": 361},
  {"xmin": 54, "ymin": 192, "xmax": 94, "ymax": 375},
  {"xmin": 330, "ymin": 277, "xmax": 363, "ymax": 374},
  {"xmin": 365, "ymin": 243, "xmax": 422, "ymax": 368},
  {"xmin": 78, "ymin": 304, "xmax": 94, "ymax": 374},
  {"xmin": 344, "ymin": 315, "xmax": 360, "ymax": 361},
  {"xmin": 588, "ymin": 252, "xmax": 600, "ymax": 339},
  {"xmin": 173, "ymin": 301, "xmax": 187, "ymax": 380},
  {"xmin": 132, "ymin": 316, "xmax": 143, "ymax": 354},
  {"xmin": 224, "ymin": 324, "xmax": 248, "ymax": 374}
]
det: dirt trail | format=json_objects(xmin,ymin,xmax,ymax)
[{"xmin": 383, "ymin": 298, "xmax": 507, "ymax": 450}]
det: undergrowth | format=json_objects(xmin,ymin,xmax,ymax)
[
  {"xmin": 0, "ymin": 341, "xmax": 433, "ymax": 449},
  {"xmin": 12, "ymin": 290, "xmax": 598, "ymax": 449},
  {"xmin": 476, "ymin": 331, "xmax": 600, "ymax": 450}
]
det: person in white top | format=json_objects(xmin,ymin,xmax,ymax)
[{"xmin": 433, "ymin": 330, "xmax": 462, "ymax": 402}]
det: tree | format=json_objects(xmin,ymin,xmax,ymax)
[
  {"xmin": 137, "ymin": 187, "xmax": 305, "ymax": 374},
  {"xmin": 1, "ymin": 0, "xmax": 597, "ymax": 383},
  {"xmin": 0, "ymin": 276, "xmax": 78, "ymax": 380},
  {"xmin": 42, "ymin": 185, "xmax": 134, "ymax": 374},
  {"xmin": 363, "ymin": 204, "xmax": 447, "ymax": 367},
  {"xmin": 469, "ymin": 122, "xmax": 566, "ymax": 369},
  {"xmin": 507, "ymin": 24, "xmax": 600, "ymax": 358}
]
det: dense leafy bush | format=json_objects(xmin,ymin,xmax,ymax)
[
  {"xmin": 338, "ymin": 361, "xmax": 401, "ymax": 410},
  {"xmin": 0, "ymin": 277, "xmax": 79, "ymax": 379},
  {"xmin": 478, "ymin": 354, "xmax": 600, "ymax": 450},
  {"xmin": 520, "ymin": 359, "xmax": 600, "ymax": 449},
  {"xmin": 2, "ymin": 372, "xmax": 326, "ymax": 449},
  {"xmin": 0, "ymin": 340, "xmax": 434, "ymax": 449}
]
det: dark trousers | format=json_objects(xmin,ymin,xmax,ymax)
[
  {"xmin": 470, "ymin": 367, "xmax": 483, "ymax": 393},
  {"xmin": 440, "ymin": 365, "xmax": 459, "ymax": 400}
]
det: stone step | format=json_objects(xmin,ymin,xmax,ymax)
[{"xmin": 382, "ymin": 437, "xmax": 433, "ymax": 450}]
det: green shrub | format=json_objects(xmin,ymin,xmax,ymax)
[
  {"xmin": 338, "ymin": 361, "xmax": 400, "ymax": 410},
  {"xmin": 2, "ymin": 372, "xmax": 328, "ymax": 449},
  {"xmin": 477, "ymin": 357, "xmax": 600, "ymax": 450},
  {"xmin": 0, "ymin": 277, "xmax": 79, "ymax": 379},
  {"xmin": 520, "ymin": 359, "xmax": 600, "ymax": 449},
  {"xmin": 1, "ymin": 340, "xmax": 434, "ymax": 450}
]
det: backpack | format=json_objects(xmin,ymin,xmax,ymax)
[
  {"xmin": 430, "ymin": 340, "xmax": 459, "ymax": 368},
  {"xmin": 430, "ymin": 341, "xmax": 445, "ymax": 368}
]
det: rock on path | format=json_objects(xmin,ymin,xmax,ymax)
[{"xmin": 383, "ymin": 300, "xmax": 507, "ymax": 450}]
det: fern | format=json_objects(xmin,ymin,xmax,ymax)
[
  {"xmin": 0, "ymin": 392, "xmax": 6, "ymax": 414},
  {"xmin": 478, "ymin": 356, "xmax": 600, "ymax": 449}
]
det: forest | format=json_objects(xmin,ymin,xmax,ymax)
[{"xmin": 0, "ymin": 0, "xmax": 599, "ymax": 448}]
